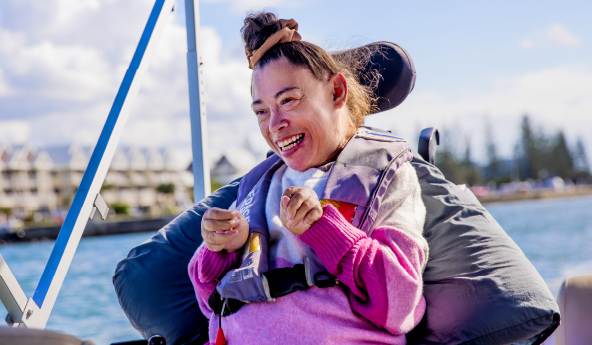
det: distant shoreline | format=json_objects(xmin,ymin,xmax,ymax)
[
  {"xmin": 477, "ymin": 186, "xmax": 592, "ymax": 204},
  {"xmin": 3, "ymin": 188, "xmax": 591, "ymax": 244},
  {"xmin": 0, "ymin": 216, "xmax": 175, "ymax": 244}
]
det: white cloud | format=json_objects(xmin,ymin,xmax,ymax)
[
  {"xmin": 0, "ymin": 121, "xmax": 31, "ymax": 143},
  {"xmin": 519, "ymin": 38, "xmax": 540, "ymax": 50},
  {"xmin": 0, "ymin": 0, "xmax": 262, "ymax": 168},
  {"xmin": 2, "ymin": 35, "xmax": 115, "ymax": 101},
  {"xmin": 1, "ymin": 1, "xmax": 590, "ymax": 170},
  {"xmin": 546, "ymin": 23, "xmax": 582, "ymax": 47},
  {"xmin": 201, "ymin": 0, "xmax": 314, "ymax": 13},
  {"xmin": 0, "ymin": 69, "xmax": 15, "ymax": 97},
  {"xmin": 520, "ymin": 23, "xmax": 581, "ymax": 50},
  {"xmin": 202, "ymin": 0, "xmax": 284, "ymax": 13},
  {"xmin": 122, "ymin": 21, "xmax": 261, "ymax": 160}
]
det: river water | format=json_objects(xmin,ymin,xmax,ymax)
[{"xmin": 1, "ymin": 195, "xmax": 591, "ymax": 344}]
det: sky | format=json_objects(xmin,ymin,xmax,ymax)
[{"xmin": 0, "ymin": 0, "xmax": 591, "ymax": 168}]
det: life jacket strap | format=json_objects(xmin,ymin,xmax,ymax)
[
  {"xmin": 262, "ymin": 264, "xmax": 310, "ymax": 298},
  {"xmin": 208, "ymin": 264, "xmax": 337, "ymax": 316}
]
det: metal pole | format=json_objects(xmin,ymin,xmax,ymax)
[
  {"xmin": 6, "ymin": 0, "xmax": 176, "ymax": 329},
  {"xmin": 185, "ymin": 0, "xmax": 211, "ymax": 202},
  {"xmin": 0, "ymin": 254, "xmax": 28, "ymax": 326}
]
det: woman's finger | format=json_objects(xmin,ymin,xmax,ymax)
[
  {"xmin": 205, "ymin": 207, "xmax": 239, "ymax": 221},
  {"xmin": 284, "ymin": 204, "xmax": 323, "ymax": 236},
  {"xmin": 281, "ymin": 186, "xmax": 300, "ymax": 200},
  {"xmin": 203, "ymin": 217, "xmax": 240, "ymax": 232},
  {"xmin": 303, "ymin": 205, "xmax": 323, "ymax": 225},
  {"xmin": 289, "ymin": 198, "xmax": 317, "ymax": 226},
  {"xmin": 281, "ymin": 186, "xmax": 304, "ymax": 216},
  {"xmin": 284, "ymin": 189, "xmax": 313, "ymax": 220},
  {"xmin": 202, "ymin": 229, "xmax": 238, "ymax": 249}
]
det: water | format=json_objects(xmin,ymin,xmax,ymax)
[
  {"xmin": 486, "ymin": 195, "xmax": 592, "ymax": 295},
  {"xmin": 1, "ymin": 195, "xmax": 592, "ymax": 344},
  {"xmin": 0, "ymin": 232, "xmax": 149, "ymax": 344}
]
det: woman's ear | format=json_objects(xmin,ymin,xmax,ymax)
[{"xmin": 330, "ymin": 73, "xmax": 348, "ymax": 109}]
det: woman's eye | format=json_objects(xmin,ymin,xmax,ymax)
[
  {"xmin": 281, "ymin": 98, "xmax": 294, "ymax": 105},
  {"xmin": 254, "ymin": 109, "xmax": 266, "ymax": 116}
]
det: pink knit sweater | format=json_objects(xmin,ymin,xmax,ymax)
[{"xmin": 188, "ymin": 204, "xmax": 426, "ymax": 344}]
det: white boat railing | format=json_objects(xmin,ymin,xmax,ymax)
[{"xmin": 0, "ymin": 0, "xmax": 208, "ymax": 329}]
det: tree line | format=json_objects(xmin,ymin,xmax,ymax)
[{"xmin": 435, "ymin": 115, "xmax": 591, "ymax": 186}]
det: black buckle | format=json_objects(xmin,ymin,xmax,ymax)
[
  {"xmin": 208, "ymin": 289, "xmax": 246, "ymax": 317},
  {"xmin": 314, "ymin": 271, "xmax": 337, "ymax": 288},
  {"xmin": 263, "ymin": 264, "xmax": 310, "ymax": 298}
]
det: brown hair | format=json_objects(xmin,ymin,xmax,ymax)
[{"xmin": 241, "ymin": 12, "xmax": 379, "ymax": 128}]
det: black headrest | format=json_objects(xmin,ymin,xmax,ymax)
[{"xmin": 335, "ymin": 42, "xmax": 416, "ymax": 114}]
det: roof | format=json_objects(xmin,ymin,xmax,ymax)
[
  {"xmin": 211, "ymin": 148, "xmax": 258, "ymax": 177},
  {"xmin": 44, "ymin": 144, "xmax": 88, "ymax": 170},
  {"xmin": 0, "ymin": 142, "xmax": 193, "ymax": 173}
]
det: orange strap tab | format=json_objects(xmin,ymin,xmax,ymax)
[{"xmin": 320, "ymin": 200, "xmax": 357, "ymax": 223}]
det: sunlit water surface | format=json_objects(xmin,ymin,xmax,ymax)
[{"xmin": 1, "ymin": 195, "xmax": 591, "ymax": 344}]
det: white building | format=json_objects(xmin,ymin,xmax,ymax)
[
  {"xmin": 0, "ymin": 144, "xmax": 56, "ymax": 220},
  {"xmin": 0, "ymin": 143, "xmax": 193, "ymax": 223}
]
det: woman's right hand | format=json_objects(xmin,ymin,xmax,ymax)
[{"xmin": 201, "ymin": 207, "xmax": 249, "ymax": 253}]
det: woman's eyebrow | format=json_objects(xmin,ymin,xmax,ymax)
[
  {"xmin": 251, "ymin": 87, "xmax": 300, "ymax": 107},
  {"xmin": 274, "ymin": 87, "xmax": 299, "ymax": 99}
]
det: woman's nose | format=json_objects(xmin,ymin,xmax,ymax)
[{"xmin": 269, "ymin": 109, "xmax": 288, "ymax": 132}]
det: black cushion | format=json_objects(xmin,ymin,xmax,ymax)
[
  {"xmin": 335, "ymin": 41, "xmax": 416, "ymax": 113},
  {"xmin": 113, "ymin": 157, "xmax": 559, "ymax": 344},
  {"xmin": 406, "ymin": 153, "xmax": 559, "ymax": 344},
  {"xmin": 113, "ymin": 179, "xmax": 240, "ymax": 345}
]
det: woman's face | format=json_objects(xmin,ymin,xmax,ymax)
[{"xmin": 251, "ymin": 57, "xmax": 354, "ymax": 172}]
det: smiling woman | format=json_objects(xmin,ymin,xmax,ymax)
[
  {"xmin": 244, "ymin": 13, "xmax": 383, "ymax": 172},
  {"xmin": 251, "ymin": 57, "xmax": 356, "ymax": 171},
  {"xmin": 188, "ymin": 11, "xmax": 429, "ymax": 345}
]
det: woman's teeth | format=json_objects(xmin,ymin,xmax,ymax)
[{"xmin": 278, "ymin": 134, "xmax": 304, "ymax": 151}]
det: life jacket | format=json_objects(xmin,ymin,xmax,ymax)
[{"xmin": 208, "ymin": 129, "xmax": 414, "ymax": 316}]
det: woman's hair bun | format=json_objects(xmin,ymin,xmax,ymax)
[
  {"xmin": 240, "ymin": 11, "xmax": 378, "ymax": 126},
  {"xmin": 241, "ymin": 12, "xmax": 280, "ymax": 55}
]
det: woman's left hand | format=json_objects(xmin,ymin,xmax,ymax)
[{"xmin": 280, "ymin": 186, "xmax": 323, "ymax": 235}]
